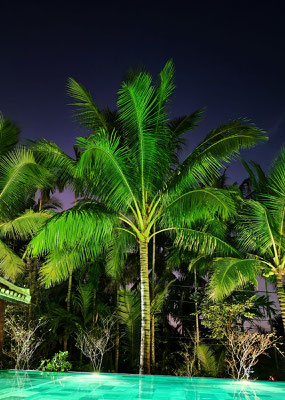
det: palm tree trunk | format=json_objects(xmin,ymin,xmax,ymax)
[
  {"xmin": 63, "ymin": 273, "xmax": 72, "ymax": 351},
  {"xmin": 115, "ymin": 287, "xmax": 120, "ymax": 372},
  {"xmin": 194, "ymin": 266, "xmax": 200, "ymax": 370},
  {"xmin": 0, "ymin": 301, "xmax": 6, "ymax": 359},
  {"xmin": 27, "ymin": 259, "xmax": 33, "ymax": 322},
  {"xmin": 276, "ymin": 274, "xmax": 285, "ymax": 333},
  {"xmin": 151, "ymin": 228, "xmax": 155, "ymax": 370},
  {"xmin": 64, "ymin": 192, "xmax": 77, "ymax": 351},
  {"xmin": 265, "ymin": 279, "xmax": 273, "ymax": 331},
  {"xmin": 139, "ymin": 240, "xmax": 151, "ymax": 374}
]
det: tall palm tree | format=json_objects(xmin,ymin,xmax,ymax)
[
  {"xmin": 26, "ymin": 61, "xmax": 267, "ymax": 373},
  {"xmin": 0, "ymin": 113, "xmax": 51, "ymax": 280},
  {"xmin": 209, "ymin": 147, "xmax": 285, "ymax": 333}
]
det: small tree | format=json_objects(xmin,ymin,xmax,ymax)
[
  {"xmin": 76, "ymin": 315, "xmax": 115, "ymax": 371},
  {"xmin": 226, "ymin": 331, "xmax": 282, "ymax": 379},
  {"xmin": 201, "ymin": 298, "xmax": 283, "ymax": 379},
  {"xmin": 4, "ymin": 315, "xmax": 44, "ymax": 370}
]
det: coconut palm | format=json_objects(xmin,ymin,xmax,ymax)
[
  {"xmin": 0, "ymin": 113, "xmax": 52, "ymax": 280},
  {"xmin": 26, "ymin": 61, "xmax": 267, "ymax": 373},
  {"xmin": 209, "ymin": 147, "xmax": 285, "ymax": 333}
]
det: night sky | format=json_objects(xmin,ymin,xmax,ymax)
[{"xmin": 1, "ymin": 1, "xmax": 285, "ymax": 206}]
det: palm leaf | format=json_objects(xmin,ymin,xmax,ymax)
[
  {"xmin": 0, "ymin": 239, "xmax": 24, "ymax": 279},
  {"xmin": 151, "ymin": 279, "xmax": 175, "ymax": 316},
  {"xmin": 267, "ymin": 146, "xmax": 285, "ymax": 197},
  {"xmin": 209, "ymin": 257, "xmax": 263, "ymax": 300},
  {"xmin": 0, "ymin": 148, "xmax": 51, "ymax": 219},
  {"xmin": 196, "ymin": 344, "xmax": 218, "ymax": 377},
  {"xmin": 0, "ymin": 210, "xmax": 52, "ymax": 240},
  {"xmin": 26, "ymin": 204, "xmax": 117, "ymax": 257},
  {"xmin": 118, "ymin": 288, "xmax": 141, "ymax": 363},
  {"xmin": 163, "ymin": 188, "xmax": 237, "ymax": 227},
  {"xmin": 167, "ymin": 119, "xmax": 267, "ymax": 195},
  {"xmin": 173, "ymin": 228, "xmax": 240, "ymax": 257},
  {"xmin": 118, "ymin": 69, "xmax": 172, "ymax": 197},
  {"xmin": 67, "ymin": 77, "xmax": 108, "ymax": 132},
  {"xmin": 38, "ymin": 244, "xmax": 101, "ymax": 287},
  {"xmin": 76, "ymin": 131, "xmax": 138, "ymax": 211},
  {"xmin": 0, "ymin": 113, "xmax": 20, "ymax": 156}
]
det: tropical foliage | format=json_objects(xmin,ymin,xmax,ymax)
[
  {"xmin": 25, "ymin": 61, "xmax": 267, "ymax": 374},
  {"xmin": 0, "ymin": 61, "xmax": 284, "ymax": 379}
]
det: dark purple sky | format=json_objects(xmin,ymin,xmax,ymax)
[{"xmin": 1, "ymin": 1, "xmax": 285, "ymax": 206}]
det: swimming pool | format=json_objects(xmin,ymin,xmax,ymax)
[{"xmin": 0, "ymin": 371, "xmax": 284, "ymax": 399}]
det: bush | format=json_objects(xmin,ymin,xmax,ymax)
[{"xmin": 38, "ymin": 351, "xmax": 72, "ymax": 372}]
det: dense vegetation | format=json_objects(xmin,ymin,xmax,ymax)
[{"xmin": 0, "ymin": 62, "xmax": 284, "ymax": 379}]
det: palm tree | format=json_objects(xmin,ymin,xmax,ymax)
[
  {"xmin": 209, "ymin": 147, "xmax": 285, "ymax": 333},
  {"xmin": 26, "ymin": 61, "xmax": 267, "ymax": 373},
  {"xmin": 0, "ymin": 113, "xmax": 51, "ymax": 281}
]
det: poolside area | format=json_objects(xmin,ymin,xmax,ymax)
[{"xmin": 0, "ymin": 371, "xmax": 285, "ymax": 400}]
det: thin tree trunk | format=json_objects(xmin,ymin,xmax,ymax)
[
  {"xmin": 39, "ymin": 190, "xmax": 43, "ymax": 211},
  {"xmin": 0, "ymin": 301, "xmax": 6, "ymax": 359},
  {"xmin": 194, "ymin": 266, "xmax": 200, "ymax": 370},
  {"xmin": 267, "ymin": 278, "xmax": 279, "ymax": 371},
  {"xmin": 63, "ymin": 273, "xmax": 72, "ymax": 351},
  {"xmin": 115, "ymin": 287, "xmax": 120, "ymax": 373},
  {"xmin": 139, "ymin": 240, "xmax": 151, "ymax": 375},
  {"xmin": 265, "ymin": 279, "xmax": 273, "ymax": 331},
  {"xmin": 27, "ymin": 259, "xmax": 33, "ymax": 322},
  {"xmin": 276, "ymin": 274, "xmax": 285, "ymax": 334},
  {"xmin": 151, "ymin": 227, "xmax": 155, "ymax": 370}
]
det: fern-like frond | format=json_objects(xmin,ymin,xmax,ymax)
[
  {"xmin": 67, "ymin": 77, "xmax": 109, "ymax": 132},
  {"xmin": 0, "ymin": 148, "xmax": 52, "ymax": 220},
  {"xmin": 118, "ymin": 69, "xmax": 172, "ymax": 197},
  {"xmin": 76, "ymin": 131, "xmax": 138, "ymax": 211},
  {"xmin": 209, "ymin": 257, "xmax": 263, "ymax": 300},
  {"xmin": 197, "ymin": 344, "xmax": 218, "ymax": 377},
  {"xmin": 118, "ymin": 288, "xmax": 141, "ymax": 363},
  {"xmin": 26, "ymin": 204, "xmax": 117, "ymax": 258},
  {"xmin": 0, "ymin": 239, "xmax": 24, "ymax": 279},
  {"xmin": 0, "ymin": 114, "xmax": 20, "ymax": 156},
  {"xmin": 167, "ymin": 119, "xmax": 267, "ymax": 195},
  {"xmin": 162, "ymin": 188, "xmax": 237, "ymax": 227},
  {"xmin": 0, "ymin": 210, "xmax": 52, "ymax": 240},
  {"xmin": 267, "ymin": 146, "xmax": 285, "ymax": 197}
]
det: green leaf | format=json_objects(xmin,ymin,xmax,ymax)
[{"xmin": 209, "ymin": 257, "xmax": 262, "ymax": 300}]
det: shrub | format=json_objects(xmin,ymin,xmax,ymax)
[{"xmin": 38, "ymin": 351, "xmax": 72, "ymax": 372}]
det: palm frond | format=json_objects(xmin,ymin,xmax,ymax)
[
  {"xmin": 28, "ymin": 139, "xmax": 76, "ymax": 188},
  {"xmin": 38, "ymin": 243, "xmax": 101, "ymax": 287},
  {"xmin": 173, "ymin": 228, "xmax": 240, "ymax": 257},
  {"xmin": 196, "ymin": 344, "xmax": 218, "ymax": 377},
  {"xmin": 267, "ymin": 146, "xmax": 285, "ymax": 197},
  {"xmin": 67, "ymin": 77, "xmax": 108, "ymax": 132},
  {"xmin": 0, "ymin": 210, "xmax": 52, "ymax": 240},
  {"xmin": 74, "ymin": 284, "xmax": 94, "ymax": 326},
  {"xmin": 163, "ymin": 188, "xmax": 237, "ymax": 226},
  {"xmin": 236, "ymin": 200, "xmax": 277, "ymax": 255},
  {"xmin": 0, "ymin": 113, "xmax": 20, "ymax": 156},
  {"xmin": 106, "ymin": 229, "xmax": 137, "ymax": 280},
  {"xmin": 0, "ymin": 239, "xmax": 24, "ymax": 279},
  {"xmin": 26, "ymin": 204, "xmax": 117, "ymax": 258},
  {"xmin": 167, "ymin": 119, "xmax": 267, "ymax": 195},
  {"xmin": 118, "ymin": 69, "xmax": 172, "ymax": 196},
  {"xmin": 151, "ymin": 279, "xmax": 175, "ymax": 316},
  {"xmin": 76, "ymin": 131, "xmax": 138, "ymax": 211},
  {"xmin": 208, "ymin": 257, "xmax": 263, "ymax": 300},
  {"xmin": 118, "ymin": 288, "xmax": 141, "ymax": 362},
  {"xmin": 0, "ymin": 148, "xmax": 52, "ymax": 220}
]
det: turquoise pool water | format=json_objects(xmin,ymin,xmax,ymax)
[{"xmin": 0, "ymin": 371, "xmax": 284, "ymax": 399}]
